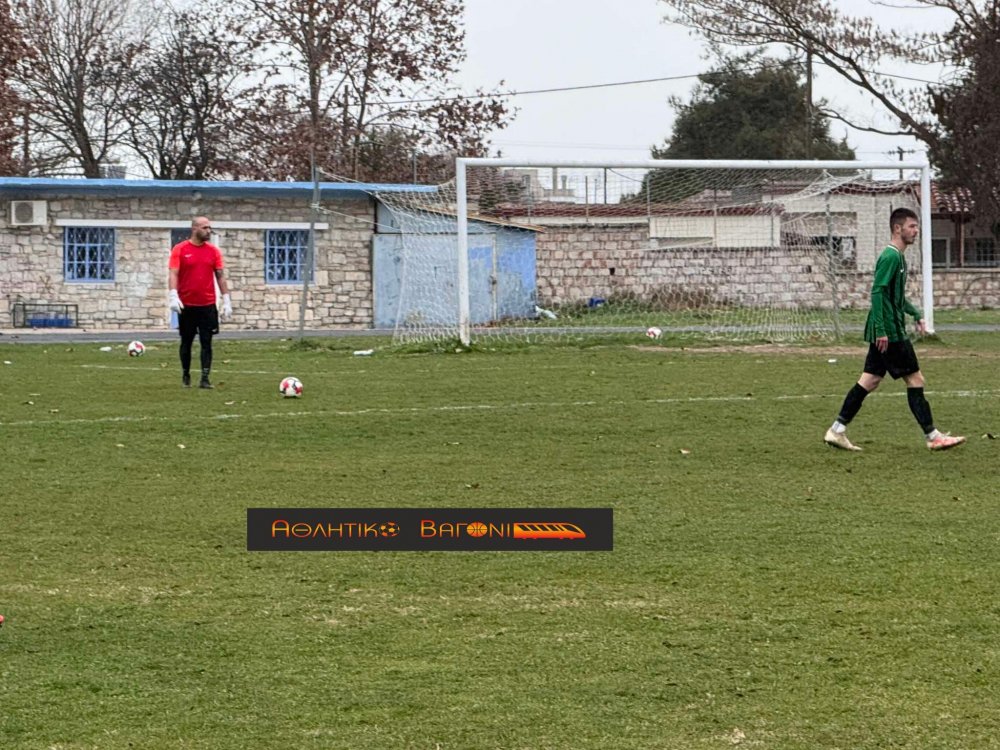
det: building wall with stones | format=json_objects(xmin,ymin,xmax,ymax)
[
  {"xmin": 531, "ymin": 220, "xmax": 994, "ymax": 312},
  {"xmin": 0, "ymin": 191, "xmax": 375, "ymax": 330},
  {"xmin": 933, "ymin": 270, "xmax": 1000, "ymax": 308}
]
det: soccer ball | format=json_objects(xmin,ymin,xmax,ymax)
[
  {"xmin": 127, "ymin": 340, "xmax": 145, "ymax": 357},
  {"xmin": 645, "ymin": 326, "xmax": 662, "ymax": 340},
  {"xmin": 279, "ymin": 376, "xmax": 303, "ymax": 398}
]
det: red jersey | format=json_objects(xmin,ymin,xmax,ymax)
[{"xmin": 169, "ymin": 240, "xmax": 224, "ymax": 306}]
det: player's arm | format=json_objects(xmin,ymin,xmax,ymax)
[
  {"xmin": 215, "ymin": 264, "xmax": 232, "ymax": 319},
  {"xmin": 215, "ymin": 267, "xmax": 230, "ymax": 296},
  {"xmin": 902, "ymin": 296, "xmax": 926, "ymax": 335},
  {"xmin": 902, "ymin": 297, "xmax": 922, "ymax": 322},
  {"xmin": 871, "ymin": 287, "xmax": 889, "ymax": 352},
  {"xmin": 869, "ymin": 254, "xmax": 895, "ymax": 340},
  {"xmin": 168, "ymin": 249, "xmax": 183, "ymax": 312}
]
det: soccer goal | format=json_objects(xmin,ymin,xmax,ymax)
[{"xmin": 375, "ymin": 158, "xmax": 933, "ymax": 346}]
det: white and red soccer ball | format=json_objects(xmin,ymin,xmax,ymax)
[
  {"xmin": 645, "ymin": 326, "xmax": 662, "ymax": 340},
  {"xmin": 127, "ymin": 340, "xmax": 145, "ymax": 357},
  {"xmin": 279, "ymin": 376, "xmax": 303, "ymax": 398}
]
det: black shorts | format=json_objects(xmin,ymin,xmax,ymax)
[
  {"xmin": 178, "ymin": 304, "xmax": 219, "ymax": 338},
  {"xmin": 863, "ymin": 340, "xmax": 920, "ymax": 379}
]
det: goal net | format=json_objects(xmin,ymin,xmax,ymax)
[{"xmin": 375, "ymin": 159, "xmax": 932, "ymax": 346}]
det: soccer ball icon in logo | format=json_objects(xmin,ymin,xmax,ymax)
[
  {"xmin": 279, "ymin": 376, "xmax": 303, "ymax": 398},
  {"xmin": 466, "ymin": 522, "xmax": 488, "ymax": 538},
  {"xmin": 127, "ymin": 340, "xmax": 145, "ymax": 357},
  {"xmin": 645, "ymin": 327, "xmax": 662, "ymax": 340},
  {"xmin": 379, "ymin": 522, "xmax": 399, "ymax": 537}
]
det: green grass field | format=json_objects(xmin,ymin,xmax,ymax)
[{"xmin": 2, "ymin": 333, "xmax": 999, "ymax": 749}]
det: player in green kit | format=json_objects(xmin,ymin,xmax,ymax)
[{"xmin": 824, "ymin": 207, "xmax": 965, "ymax": 452}]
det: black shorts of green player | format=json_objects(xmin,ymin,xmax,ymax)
[
  {"xmin": 178, "ymin": 304, "xmax": 219, "ymax": 387},
  {"xmin": 862, "ymin": 340, "xmax": 920, "ymax": 380}
]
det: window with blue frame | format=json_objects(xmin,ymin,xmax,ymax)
[
  {"xmin": 170, "ymin": 227, "xmax": 189, "ymax": 249},
  {"xmin": 265, "ymin": 229, "xmax": 312, "ymax": 283},
  {"xmin": 64, "ymin": 227, "xmax": 115, "ymax": 281}
]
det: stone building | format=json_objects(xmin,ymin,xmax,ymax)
[{"xmin": 0, "ymin": 177, "xmax": 433, "ymax": 330}]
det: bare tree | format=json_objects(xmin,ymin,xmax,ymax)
[
  {"xmin": 661, "ymin": 0, "xmax": 1000, "ymax": 221},
  {"xmin": 660, "ymin": 0, "xmax": 946, "ymax": 147},
  {"xmin": 929, "ymin": 3, "xmax": 1000, "ymax": 223},
  {"xmin": 12, "ymin": 0, "xmax": 149, "ymax": 176},
  {"xmin": 112, "ymin": 2, "xmax": 266, "ymax": 179},
  {"xmin": 237, "ymin": 0, "xmax": 511, "ymax": 181},
  {"xmin": 0, "ymin": 0, "xmax": 31, "ymax": 175}
]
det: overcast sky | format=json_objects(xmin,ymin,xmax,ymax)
[{"xmin": 459, "ymin": 0, "xmax": 954, "ymax": 167}]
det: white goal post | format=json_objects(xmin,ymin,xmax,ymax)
[{"xmin": 377, "ymin": 158, "xmax": 933, "ymax": 346}]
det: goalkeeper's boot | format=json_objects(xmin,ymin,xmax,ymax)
[
  {"xmin": 927, "ymin": 433, "xmax": 965, "ymax": 451},
  {"xmin": 824, "ymin": 428, "xmax": 862, "ymax": 451}
]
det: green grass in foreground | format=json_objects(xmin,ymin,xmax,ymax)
[{"xmin": 1, "ymin": 335, "xmax": 1000, "ymax": 749}]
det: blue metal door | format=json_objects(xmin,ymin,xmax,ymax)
[{"xmin": 373, "ymin": 234, "xmax": 497, "ymax": 327}]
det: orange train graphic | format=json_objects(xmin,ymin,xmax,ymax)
[{"xmin": 512, "ymin": 522, "xmax": 587, "ymax": 540}]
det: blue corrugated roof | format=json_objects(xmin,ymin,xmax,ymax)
[{"xmin": 0, "ymin": 177, "xmax": 438, "ymax": 199}]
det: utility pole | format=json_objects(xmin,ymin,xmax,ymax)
[
  {"xmin": 21, "ymin": 106, "xmax": 30, "ymax": 175},
  {"xmin": 300, "ymin": 148, "xmax": 319, "ymax": 339},
  {"xmin": 805, "ymin": 48, "xmax": 813, "ymax": 159},
  {"xmin": 894, "ymin": 147, "xmax": 918, "ymax": 180}
]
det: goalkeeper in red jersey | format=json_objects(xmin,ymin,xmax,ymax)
[
  {"xmin": 168, "ymin": 216, "xmax": 232, "ymax": 389},
  {"xmin": 824, "ymin": 207, "xmax": 964, "ymax": 452}
]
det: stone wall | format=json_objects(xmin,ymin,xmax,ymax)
[
  {"xmin": 0, "ymin": 194, "xmax": 374, "ymax": 329},
  {"xmin": 534, "ymin": 221, "xmax": 989, "ymax": 312},
  {"xmin": 933, "ymin": 269, "xmax": 1000, "ymax": 308}
]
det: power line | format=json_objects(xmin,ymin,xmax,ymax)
[
  {"xmin": 379, "ymin": 62, "xmax": 942, "ymax": 108},
  {"xmin": 835, "ymin": 66, "xmax": 942, "ymax": 85},
  {"xmin": 392, "ymin": 73, "xmax": 703, "ymax": 105}
]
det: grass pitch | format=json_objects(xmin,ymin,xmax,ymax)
[{"xmin": 1, "ymin": 333, "xmax": 999, "ymax": 749}]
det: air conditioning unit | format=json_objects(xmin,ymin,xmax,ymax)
[{"xmin": 10, "ymin": 200, "xmax": 48, "ymax": 227}]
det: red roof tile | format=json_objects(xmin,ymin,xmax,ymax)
[
  {"xmin": 489, "ymin": 202, "xmax": 783, "ymax": 220},
  {"xmin": 925, "ymin": 183, "xmax": 975, "ymax": 215}
]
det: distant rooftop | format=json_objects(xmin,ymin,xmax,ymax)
[
  {"xmin": 489, "ymin": 202, "xmax": 785, "ymax": 220},
  {"xmin": 924, "ymin": 183, "xmax": 975, "ymax": 216}
]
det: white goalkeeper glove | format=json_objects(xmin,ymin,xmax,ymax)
[
  {"xmin": 169, "ymin": 289, "xmax": 184, "ymax": 313},
  {"xmin": 221, "ymin": 293, "xmax": 232, "ymax": 320}
]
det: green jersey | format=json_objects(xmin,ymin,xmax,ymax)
[{"xmin": 863, "ymin": 245, "xmax": 922, "ymax": 343}]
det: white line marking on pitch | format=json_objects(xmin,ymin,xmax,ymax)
[
  {"xmin": 78, "ymin": 362, "xmax": 588, "ymax": 376},
  {"xmin": 79, "ymin": 364, "xmax": 316, "ymax": 376},
  {"xmin": 1, "ymin": 388, "xmax": 996, "ymax": 429}
]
